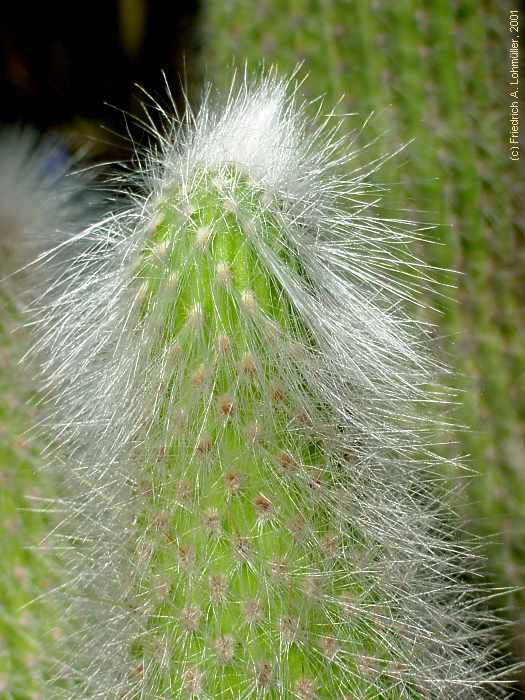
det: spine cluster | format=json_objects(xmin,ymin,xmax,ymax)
[{"xmin": 29, "ymin": 75, "xmax": 508, "ymax": 698}]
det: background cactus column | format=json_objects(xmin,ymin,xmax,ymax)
[
  {"xmin": 0, "ymin": 301, "xmax": 59, "ymax": 699},
  {"xmin": 0, "ymin": 131, "xmax": 96, "ymax": 699},
  {"xmin": 200, "ymin": 0, "xmax": 525, "ymax": 671}
]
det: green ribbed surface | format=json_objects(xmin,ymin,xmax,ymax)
[
  {"xmin": 130, "ymin": 172, "xmax": 417, "ymax": 698},
  {"xmin": 201, "ymin": 0, "xmax": 525, "ymax": 666}
]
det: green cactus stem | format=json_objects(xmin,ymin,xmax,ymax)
[{"xmin": 30, "ymin": 76, "xmax": 510, "ymax": 698}]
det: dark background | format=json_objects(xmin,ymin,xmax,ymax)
[{"xmin": 0, "ymin": 2, "xmax": 201, "ymax": 158}]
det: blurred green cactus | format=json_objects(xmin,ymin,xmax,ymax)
[
  {"xmin": 0, "ymin": 298, "xmax": 58, "ymax": 700},
  {"xmin": 201, "ymin": 0, "xmax": 525, "ymax": 672},
  {"xmin": 0, "ymin": 130, "xmax": 94, "ymax": 699}
]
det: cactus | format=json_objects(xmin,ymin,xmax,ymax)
[
  {"xmin": 26, "ymin": 74, "xmax": 512, "ymax": 699},
  {"xmin": 0, "ymin": 129, "xmax": 97, "ymax": 698},
  {"xmin": 0, "ymin": 132, "xmax": 59, "ymax": 699},
  {"xmin": 0, "ymin": 304, "xmax": 57, "ymax": 700},
  {"xmin": 201, "ymin": 0, "xmax": 525, "ymax": 675}
]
